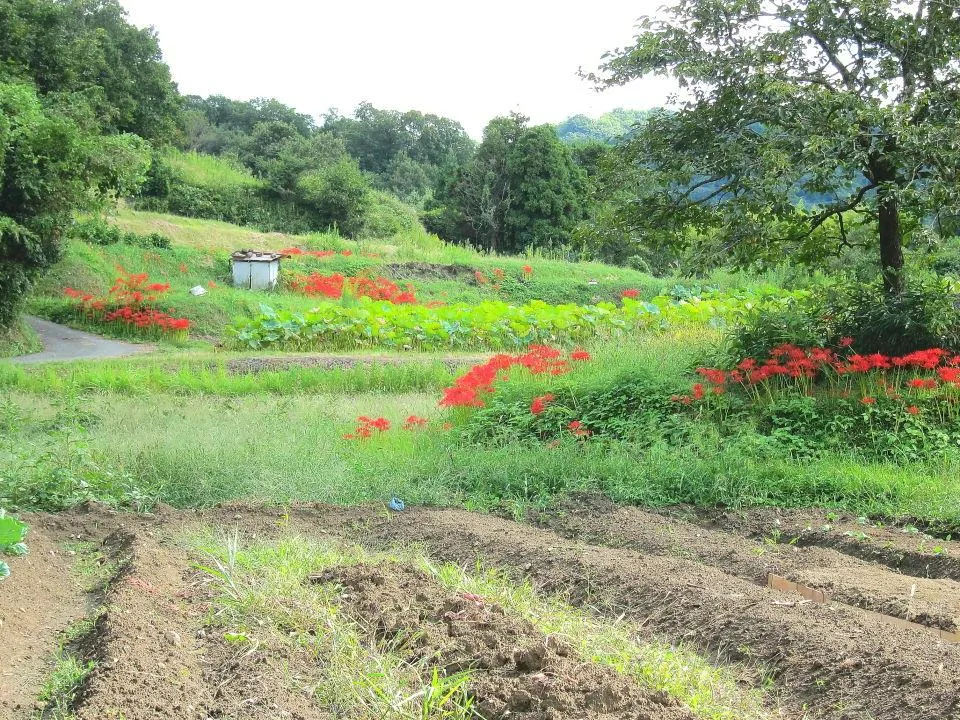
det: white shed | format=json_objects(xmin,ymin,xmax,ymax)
[{"xmin": 231, "ymin": 250, "xmax": 282, "ymax": 290}]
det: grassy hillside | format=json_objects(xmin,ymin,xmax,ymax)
[{"xmin": 26, "ymin": 206, "xmax": 778, "ymax": 343}]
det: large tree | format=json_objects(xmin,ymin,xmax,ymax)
[
  {"xmin": 596, "ymin": 0, "xmax": 960, "ymax": 293},
  {"xmin": 0, "ymin": 82, "xmax": 150, "ymax": 326},
  {"xmin": 0, "ymin": 0, "xmax": 181, "ymax": 141},
  {"xmin": 427, "ymin": 115, "xmax": 589, "ymax": 253}
]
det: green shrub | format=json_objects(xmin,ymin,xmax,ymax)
[
  {"xmin": 70, "ymin": 217, "xmax": 170, "ymax": 249},
  {"xmin": 725, "ymin": 301, "xmax": 829, "ymax": 361},
  {"xmin": 728, "ymin": 278, "xmax": 960, "ymax": 359},
  {"xmin": 363, "ymin": 190, "xmax": 423, "ymax": 238},
  {"xmin": 827, "ymin": 280, "xmax": 960, "ymax": 354}
]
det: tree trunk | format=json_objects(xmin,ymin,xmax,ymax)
[{"xmin": 877, "ymin": 189, "xmax": 904, "ymax": 295}]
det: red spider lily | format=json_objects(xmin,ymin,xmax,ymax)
[
  {"xmin": 475, "ymin": 271, "xmax": 488, "ymax": 285},
  {"xmin": 178, "ymin": 263, "xmax": 188, "ymax": 273},
  {"xmin": 862, "ymin": 396, "xmax": 876, "ymax": 405},
  {"xmin": 530, "ymin": 394, "xmax": 555, "ymax": 415},
  {"xmin": 907, "ymin": 405, "xmax": 920, "ymax": 415},
  {"xmin": 570, "ymin": 348, "xmax": 591, "ymax": 361},
  {"xmin": 63, "ymin": 270, "xmax": 189, "ymax": 336},
  {"xmin": 439, "ymin": 345, "xmax": 582, "ymax": 409},
  {"xmin": 568, "ymin": 420, "xmax": 591, "ymax": 437},
  {"xmin": 341, "ymin": 250, "xmax": 353, "ymax": 257},
  {"xmin": 907, "ymin": 378, "xmax": 938, "ymax": 390},
  {"xmin": 692, "ymin": 383, "xmax": 705, "ymax": 400},
  {"xmin": 291, "ymin": 272, "xmax": 417, "ymax": 304},
  {"xmin": 522, "ymin": 265, "xmax": 533, "ymax": 276},
  {"xmin": 493, "ymin": 268, "xmax": 505, "ymax": 279},
  {"xmin": 208, "ymin": 281, "xmax": 217, "ymax": 289},
  {"xmin": 344, "ymin": 415, "xmax": 391, "ymax": 439},
  {"xmin": 937, "ymin": 367, "xmax": 960, "ymax": 385},
  {"xmin": 621, "ymin": 289, "xmax": 640, "ymax": 299},
  {"xmin": 839, "ymin": 337, "xmax": 854, "ymax": 347},
  {"xmin": 402, "ymin": 415, "xmax": 428, "ymax": 430}
]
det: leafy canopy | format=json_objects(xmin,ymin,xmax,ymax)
[{"xmin": 596, "ymin": 0, "xmax": 960, "ymax": 291}]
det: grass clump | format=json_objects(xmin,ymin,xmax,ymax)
[
  {"xmin": 34, "ymin": 618, "xmax": 98, "ymax": 720},
  {"xmin": 193, "ymin": 531, "xmax": 475, "ymax": 719},
  {"xmin": 0, "ymin": 316, "xmax": 41, "ymax": 358}
]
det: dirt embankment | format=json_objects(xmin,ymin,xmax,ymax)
[{"xmin": 4, "ymin": 502, "xmax": 959, "ymax": 720}]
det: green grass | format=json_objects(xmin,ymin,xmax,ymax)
[
  {"xmin": 3, "ymin": 334, "xmax": 960, "ymax": 525},
  {"xmin": 192, "ymin": 532, "xmax": 771, "ymax": 720},
  {"xmin": 34, "ymin": 618, "xmax": 97, "ymax": 719},
  {"xmin": 165, "ymin": 149, "xmax": 263, "ymax": 190},
  {"xmin": 0, "ymin": 316, "xmax": 41, "ymax": 358},
  {"xmin": 0, "ymin": 352, "xmax": 461, "ymax": 396},
  {"xmin": 193, "ymin": 531, "xmax": 476, "ymax": 719}
]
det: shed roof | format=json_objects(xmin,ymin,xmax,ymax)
[{"xmin": 231, "ymin": 249, "xmax": 284, "ymax": 263}]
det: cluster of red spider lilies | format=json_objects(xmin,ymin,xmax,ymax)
[
  {"xmin": 64, "ymin": 270, "xmax": 190, "ymax": 335},
  {"xmin": 673, "ymin": 342, "xmax": 960, "ymax": 414}
]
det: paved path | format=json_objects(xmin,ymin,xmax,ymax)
[{"xmin": 8, "ymin": 316, "xmax": 152, "ymax": 364}]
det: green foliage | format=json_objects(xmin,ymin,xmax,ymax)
[
  {"xmin": 230, "ymin": 290, "xmax": 795, "ymax": 352},
  {"xmin": 555, "ymin": 108, "xmax": 649, "ymax": 144},
  {"xmin": 725, "ymin": 303, "xmax": 829, "ymax": 361},
  {"xmin": 728, "ymin": 279, "xmax": 960, "ymax": 358},
  {"xmin": 430, "ymin": 114, "xmax": 589, "ymax": 253},
  {"xmin": 0, "ymin": 315, "xmax": 41, "ymax": 357},
  {"xmin": 462, "ymin": 366, "xmax": 683, "ymax": 444},
  {"xmin": 296, "ymin": 160, "xmax": 371, "ymax": 237},
  {"xmin": 70, "ymin": 217, "xmax": 171, "ymax": 249},
  {"xmin": 0, "ymin": 0, "xmax": 181, "ymax": 140},
  {"xmin": 828, "ymin": 280, "xmax": 960, "ymax": 355},
  {"xmin": 165, "ymin": 149, "xmax": 262, "ymax": 189},
  {"xmin": 323, "ymin": 102, "xmax": 475, "ymax": 201},
  {"xmin": 0, "ymin": 83, "xmax": 93, "ymax": 326},
  {"xmin": 0, "ymin": 421, "xmax": 155, "ymax": 512},
  {"xmin": 594, "ymin": 0, "xmax": 960, "ymax": 291},
  {"xmin": 363, "ymin": 190, "xmax": 423, "ymax": 238},
  {"xmin": 0, "ymin": 509, "xmax": 29, "ymax": 554}
]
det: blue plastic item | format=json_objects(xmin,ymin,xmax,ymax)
[{"xmin": 388, "ymin": 497, "xmax": 406, "ymax": 512}]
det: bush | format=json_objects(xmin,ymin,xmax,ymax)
[
  {"xmin": 725, "ymin": 301, "xmax": 828, "ymax": 361},
  {"xmin": 295, "ymin": 160, "xmax": 371, "ymax": 238},
  {"xmin": 363, "ymin": 190, "xmax": 422, "ymax": 238},
  {"xmin": 828, "ymin": 280, "xmax": 960, "ymax": 354},
  {"xmin": 728, "ymin": 278, "xmax": 960, "ymax": 360},
  {"xmin": 70, "ymin": 217, "xmax": 170, "ymax": 249}
]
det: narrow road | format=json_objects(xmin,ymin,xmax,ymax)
[{"xmin": 8, "ymin": 316, "xmax": 152, "ymax": 364}]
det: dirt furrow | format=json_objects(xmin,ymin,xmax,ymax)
[
  {"xmin": 324, "ymin": 563, "xmax": 695, "ymax": 720},
  {"xmin": 534, "ymin": 497, "xmax": 960, "ymax": 631},
  {"xmin": 73, "ymin": 533, "xmax": 217, "ymax": 720},
  {"xmin": 657, "ymin": 505, "xmax": 960, "ymax": 581},
  {"xmin": 0, "ymin": 522, "xmax": 89, "ymax": 718},
  {"xmin": 310, "ymin": 506, "xmax": 960, "ymax": 720}
]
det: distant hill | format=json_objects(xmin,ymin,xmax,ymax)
[{"xmin": 555, "ymin": 109, "xmax": 651, "ymax": 144}]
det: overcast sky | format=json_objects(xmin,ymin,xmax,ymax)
[{"xmin": 120, "ymin": 0, "xmax": 676, "ymax": 137}]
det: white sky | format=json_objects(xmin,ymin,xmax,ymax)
[{"xmin": 120, "ymin": 0, "xmax": 676, "ymax": 137}]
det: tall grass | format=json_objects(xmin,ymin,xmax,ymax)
[
  {"xmin": 165, "ymin": 149, "xmax": 263, "ymax": 190},
  {"xmin": 0, "ymin": 355, "xmax": 459, "ymax": 396}
]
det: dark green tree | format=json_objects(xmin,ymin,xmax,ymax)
[
  {"xmin": 323, "ymin": 103, "xmax": 474, "ymax": 200},
  {"xmin": 0, "ymin": 82, "xmax": 149, "ymax": 326},
  {"xmin": 296, "ymin": 160, "xmax": 371, "ymax": 237},
  {"xmin": 505, "ymin": 125, "xmax": 589, "ymax": 250},
  {"xmin": 429, "ymin": 114, "xmax": 588, "ymax": 253},
  {"xmin": 0, "ymin": 0, "xmax": 181, "ymax": 140},
  {"xmin": 595, "ymin": 0, "xmax": 960, "ymax": 294}
]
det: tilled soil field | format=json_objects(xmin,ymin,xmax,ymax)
[{"xmin": 2, "ymin": 501, "xmax": 958, "ymax": 720}]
